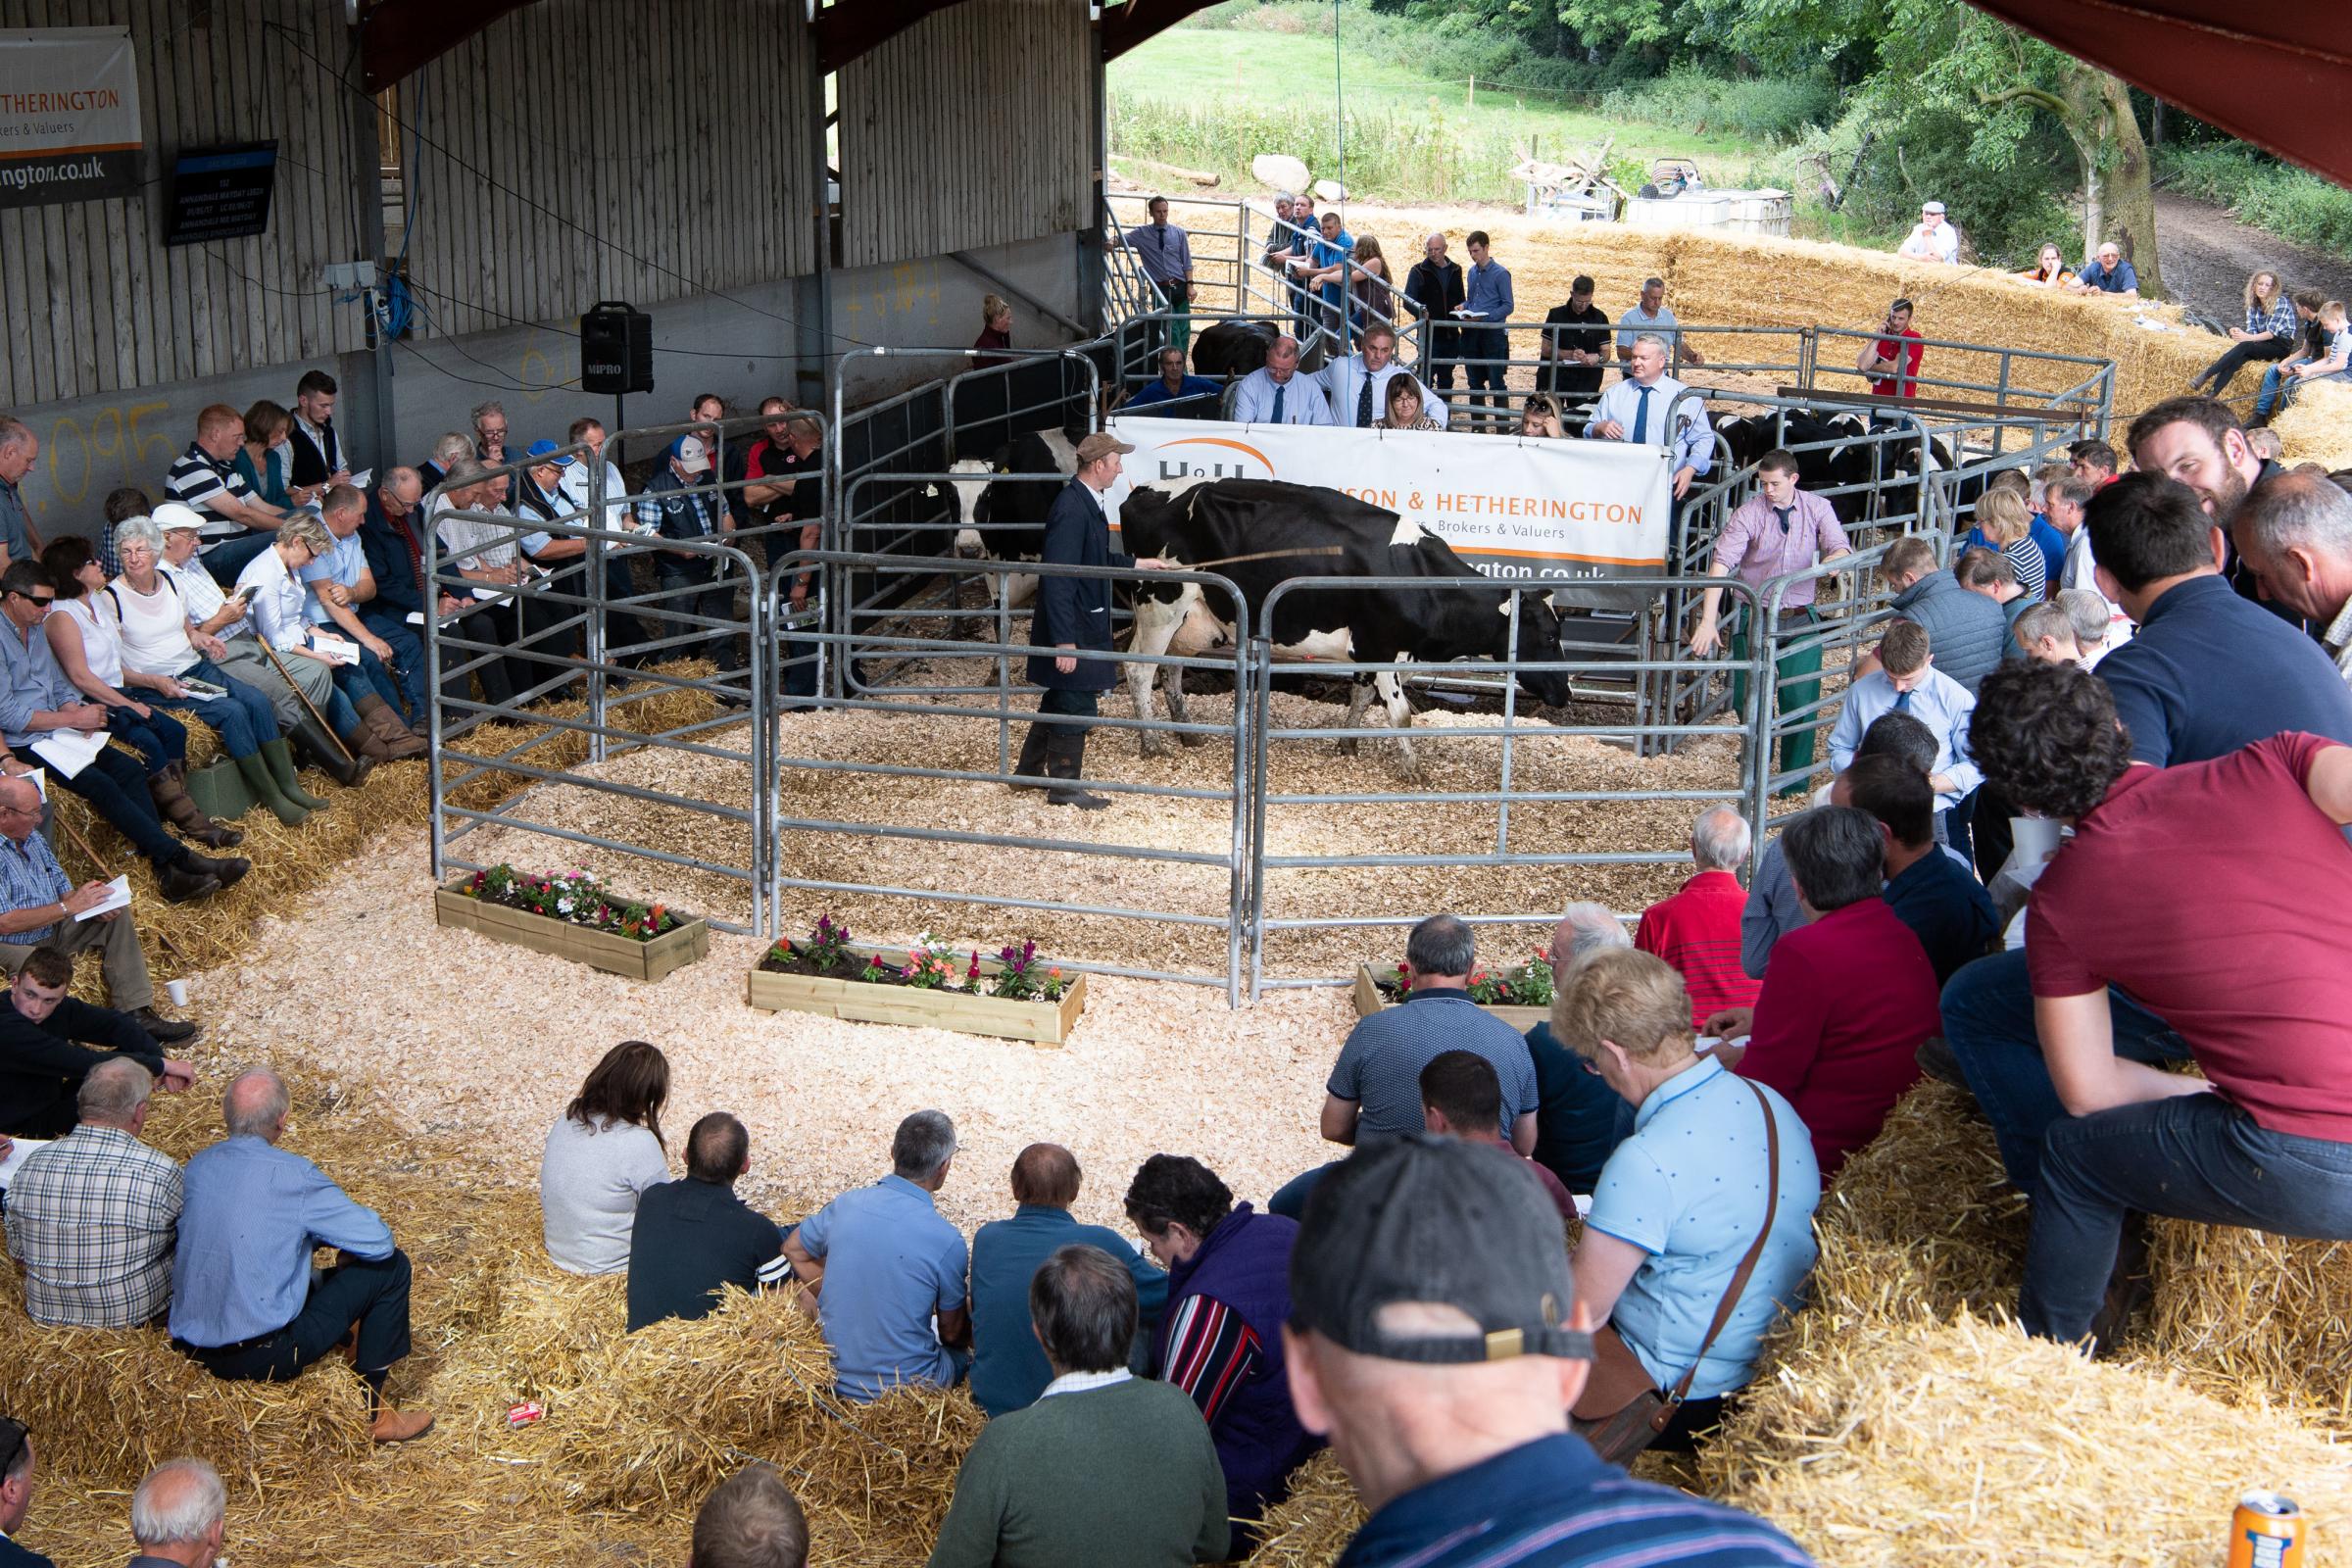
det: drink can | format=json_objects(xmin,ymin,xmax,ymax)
[
  {"xmin": 2228, "ymin": 1492, "xmax": 2303, "ymax": 1568},
  {"xmin": 506, "ymin": 1400, "xmax": 544, "ymax": 1428}
]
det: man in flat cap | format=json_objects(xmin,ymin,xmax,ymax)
[{"xmin": 1283, "ymin": 1136, "xmax": 1815, "ymax": 1567}]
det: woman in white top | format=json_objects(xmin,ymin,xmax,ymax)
[
  {"xmin": 233, "ymin": 514, "xmax": 413, "ymax": 770},
  {"xmin": 144, "ymin": 506, "xmax": 373, "ymax": 788},
  {"xmin": 541, "ymin": 1040, "xmax": 673, "ymax": 1274},
  {"xmin": 39, "ymin": 535, "xmax": 239, "ymax": 850},
  {"xmin": 107, "ymin": 518, "xmax": 317, "ymax": 826}
]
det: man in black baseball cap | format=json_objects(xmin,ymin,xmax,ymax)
[{"xmin": 1283, "ymin": 1137, "xmax": 1814, "ymax": 1568}]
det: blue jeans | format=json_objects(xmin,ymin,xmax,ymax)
[
  {"xmin": 60, "ymin": 745, "xmax": 182, "ymax": 867},
  {"xmin": 149, "ymin": 657, "xmax": 278, "ymax": 757},
  {"xmin": 2021, "ymin": 1093, "xmax": 2352, "ymax": 1343},
  {"xmin": 357, "ymin": 615, "xmax": 427, "ymax": 721},
  {"xmin": 1269, "ymin": 1162, "xmax": 1334, "ymax": 1222},
  {"xmin": 1939, "ymin": 950, "xmax": 2192, "ymax": 1196},
  {"xmin": 105, "ymin": 703, "xmax": 186, "ymax": 776},
  {"xmin": 202, "ymin": 533, "xmax": 276, "ymax": 587}
]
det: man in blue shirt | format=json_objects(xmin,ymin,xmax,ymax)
[
  {"xmin": 1292, "ymin": 210, "xmax": 1354, "ymax": 362},
  {"xmin": 1119, "ymin": 347, "xmax": 1222, "ymax": 419},
  {"xmin": 1839, "ymin": 755, "xmax": 1996, "ymax": 986},
  {"xmin": 1231, "ymin": 336, "xmax": 1336, "ymax": 427},
  {"xmin": 1124, "ymin": 196, "xmax": 1196, "ymax": 356},
  {"xmin": 169, "ymin": 1067, "xmax": 433, "ymax": 1444},
  {"xmin": 1584, "ymin": 336, "xmax": 1712, "ymax": 500},
  {"xmin": 1826, "ymin": 619, "xmax": 1981, "ymax": 824},
  {"xmin": 304, "ymin": 486, "xmax": 421, "ymax": 731},
  {"xmin": 784, "ymin": 1108, "xmax": 973, "ymax": 1401},
  {"xmin": 1285, "ymin": 1137, "xmax": 1816, "ymax": 1568},
  {"xmin": 967, "ymin": 1143, "xmax": 1166, "ymax": 1416},
  {"xmin": 2068, "ymin": 241, "xmax": 2139, "ymax": 297},
  {"xmin": 1457, "ymin": 230, "xmax": 1515, "ymax": 416}
]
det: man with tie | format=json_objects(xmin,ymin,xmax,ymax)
[
  {"xmin": 1688, "ymin": 448, "xmax": 1851, "ymax": 790},
  {"xmin": 1583, "ymin": 335, "xmax": 1712, "ymax": 501},
  {"xmin": 1231, "ymin": 336, "xmax": 1336, "ymax": 427},
  {"xmin": 1309, "ymin": 323, "xmax": 1449, "ymax": 430},
  {"xmin": 1826, "ymin": 619, "xmax": 1980, "ymax": 839},
  {"xmin": 1123, "ymin": 196, "xmax": 1196, "ymax": 357}
]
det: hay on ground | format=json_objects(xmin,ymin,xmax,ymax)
[
  {"xmin": 1242, "ymin": 1450, "xmax": 1363, "ymax": 1568},
  {"xmin": 2144, "ymin": 1220, "xmax": 2352, "ymax": 1429},
  {"xmin": 1701, "ymin": 1309, "xmax": 2352, "ymax": 1567}
]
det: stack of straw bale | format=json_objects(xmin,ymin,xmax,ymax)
[
  {"xmin": 1243, "ymin": 1450, "xmax": 1365, "ymax": 1568},
  {"xmin": 2144, "ymin": 1221, "xmax": 2352, "ymax": 1430},
  {"xmin": 1703, "ymin": 1308, "xmax": 2352, "ymax": 1566}
]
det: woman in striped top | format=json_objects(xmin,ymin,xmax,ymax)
[
  {"xmin": 2191, "ymin": 270, "xmax": 2299, "ymax": 399},
  {"xmin": 1958, "ymin": 489, "xmax": 2047, "ymax": 602}
]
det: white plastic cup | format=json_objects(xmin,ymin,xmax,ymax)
[
  {"xmin": 165, "ymin": 978, "xmax": 189, "ymax": 1007},
  {"xmin": 2010, "ymin": 817, "xmax": 2064, "ymax": 864}
]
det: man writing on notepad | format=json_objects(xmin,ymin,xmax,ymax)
[{"xmin": 0, "ymin": 778, "xmax": 190, "ymax": 1043}]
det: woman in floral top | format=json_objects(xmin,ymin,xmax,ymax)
[{"xmin": 1378, "ymin": 376, "xmax": 1443, "ymax": 432}]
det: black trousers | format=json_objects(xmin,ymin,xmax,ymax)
[
  {"xmin": 63, "ymin": 745, "xmax": 181, "ymax": 867},
  {"xmin": 179, "ymin": 1247, "xmax": 414, "ymax": 1380},
  {"xmin": 1032, "ymin": 686, "xmax": 1098, "ymax": 737},
  {"xmin": 2194, "ymin": 335, "xmax": 2293, "ymax": 397}
]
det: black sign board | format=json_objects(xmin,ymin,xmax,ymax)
[{"xmin": 163, "ymin": 140, "xmax": 277, "ymax": 246}]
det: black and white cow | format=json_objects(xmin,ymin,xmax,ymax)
[
  {"xmin": 940, "ymin": 428, "xmax": 1083, "ymax": 561},
  {"xmin": 1117, "ymin": 479, "xmax": 1574, "ymax": 777},
  {"xmin": 1190, "ymin": 320, "xmax": 1279, "ymax": 381}
]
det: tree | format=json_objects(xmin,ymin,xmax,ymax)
[{"xmin": 1981, "ymin": 58, "xmax": 2161, "ymax": 296}]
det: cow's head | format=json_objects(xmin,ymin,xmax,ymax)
[
  {"xmin": 1511, "ymin": 593, "xmax": 1572, "ymax": 709},
  {"xmin": 946, "ymin": 458, "xmax": 997, "ymax": 557},
  {"xmin": 1116, "ymin": 484, "xmax": 1181, "ymax": 564}
]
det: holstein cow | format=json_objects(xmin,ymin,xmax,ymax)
[
  {"xmin": 932, "ymin": 428, "xmax": 1086, "ymax": 611},
  {"xmin": 1118, "ymin": 479, "xmax": 1573, "ymax": 778}
]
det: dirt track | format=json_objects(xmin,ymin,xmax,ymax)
[{"xmin": 2154, "ymin": 189, "xmax": 2352, "ymax": 329}]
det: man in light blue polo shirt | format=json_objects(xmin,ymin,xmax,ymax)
[
  {"xmin": 1557, "ymin": 949, "xmax": 1819, "ymax": 1437},
  {"xmin": 783, "ymin": 1108, "xmax": 971, "ymax": 1402},
  {"xmin": 302, "ymin": 483, "xmax": 422, "ymax": 727}
]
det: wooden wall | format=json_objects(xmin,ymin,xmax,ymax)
[
  {"xmin": 0, "ymin": 0, "xmax": 367, "ymax": 408},
  {"xmin": 398, "ymin": 0, "xmax": 819, "ymax": 340},
  {"xmin": 838, "ymin": 0, "xmax": 1095, "ymax": 270}
]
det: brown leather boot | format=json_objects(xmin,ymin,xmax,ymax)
[
  {"xmin": 368, "ymin": 1404, "xmax": 435, "ymax": 1444},
  {"xmin": 149, "ymin": 762, "xmax": 245, "ymax": 849},
  {"xmin": 354, "ymin": 695, "xmax": 428, "ymax": 760}
]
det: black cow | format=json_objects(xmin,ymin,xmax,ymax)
[
  {"xmin": 1191, "ymin": 320, "xmax": 1279, "ymax": 380},
  {"xmin": 1117, "ymin": 479, "xmax": 1573, "ymax": 777}
]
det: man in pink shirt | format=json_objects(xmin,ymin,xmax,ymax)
[
  {"xmin": 1688, "ymin": 449, "xmax": 1852, "ymax": 793},
  {"xmin": 1703, "ymin": 805, "xmax": 1940, "ymax": 1178},
  {"xmin": 1636, "ymin": 804, "xmax": 1762, "ymax": 1030},
  {"xmin": 1958, "ymin": 660, "xmax": 2352, "ymax": 1348}
]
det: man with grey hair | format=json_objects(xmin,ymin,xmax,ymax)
[
  {"xmin": 170, "ymin": 1067, "xmax": 433, "ymax": 1444},
  {"xmin": 1517, "ymin": 903, "xmax": 1637, "ymax": 1196},
  {"xmin": 690, "ymin": 1463, "xmax": 808, "ymax": 1568},
  {"xmin": 1270, "ymin": 912, "xmax": 1541, "ymax": 1219},
  {"xmin": 0, "ymin": 416, "xmax": 38, "ymax": 570},
  {"xmin": 0, "ymin": 773, "xmax": 187, "ymax": 1036},
  {"xmin": 1231, "ymin": 334, "xmax": 1336, "ymax": 426},
  {"xmin": 929, "ymin": 1245, "xmax": 1228, "ymax": 1568},
  {"xmin": 784, "ymin": 1109, "xmax": 972, "ymax": 1401},
  {"xmin": 2235, "ymin": 467, "xmax": 2352, "ymax": 684},
  {"xmin": 1584, "ymin": 335, "xmax": 1711, "ymax": 501},
  {"xmin": 469, "ymin": 399, "xmax": 511, "ymax": 466},
  {"xmin": 127, "ymin": 1456, "xmax": 224, "ymax": 1568},
  {"xmin": 1635, "ymin": 805, "xmax": 1761, "ymax": 1031},
  {"xmin": 0, "ymin": 1414, "xmax": 47, "ymax": 1568},
  {"xmin": 6, "ymin": 1057, "xmax": 181, "ymax": 1328}
]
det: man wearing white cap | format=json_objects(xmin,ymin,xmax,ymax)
[
  {"xmin": 1898, "ymin": 202, "xmax": 1960, "ymax": 265},
  {"xmin": 634, "ymin": 434, "xmax": 739, "ymax": 676}
]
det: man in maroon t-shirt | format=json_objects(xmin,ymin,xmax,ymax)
[
  {"xmin": 1857, "ymin": 298, "xmax": 1924, "ymax": 399},
  {"xmin": 1962, "ymin": 660, "xmax": 2352, "ymax": 1347}
]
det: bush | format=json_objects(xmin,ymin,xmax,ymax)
[
  {"xmin": 2160, "ymin": 143, "xmax": 2352, "ymax": 255},
  {"xmin": 1600, "ymin": 69, "xmax": 1837, "ymax": 146}
]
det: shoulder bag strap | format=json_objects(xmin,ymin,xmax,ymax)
[{"xmin": 1663, "ymin": 1075, "xmax": 1783, "ymax": 1409}]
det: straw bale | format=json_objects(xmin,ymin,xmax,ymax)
[
  {"xmin": 784, "ymin": 1383, "xmax": 987, "ymax": 1551},
  {"xmin": 0, "ymin": 1259, "xmax": 370, "ymax": 1494},
  {"xmin": 2271, "ymin": 379, "xmax": 2352, "ymax": 471},
  {"xmin": 1812, "ymin": 1081, "xmax": 2029, "ymax": 1322},
  {"xmin": 2143, "ymin": 1219, "xmax": 2352, "ymax": 1429},
  {"xmin": 1242, "ymin": 1450, "xmax": 1363, "ymax": 1568},
  {"xmin": 1702, "ymin": 1309, "xmax": 2352, "ymax": 1567}
]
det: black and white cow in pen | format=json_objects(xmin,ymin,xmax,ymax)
[{"xmin": 1116, "ymin": 479, "xmax": 1575, "ymax": 778}]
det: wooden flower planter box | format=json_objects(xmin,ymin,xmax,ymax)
[
  {"xmin": 433, "ymin": 884, "xmax": 710, "ymax": 982},
  {"xmin": 748, "ymin": 941, "xmax": 1087, "ymax": 1046},
  {"xmin": 1351, "ymin": 963, "xmax": 1549, "ymax": 1033}
]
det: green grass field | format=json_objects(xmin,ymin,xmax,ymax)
[{"xmin": 1109, "ymin": 23, "xmax": 1772, "ymax": 206}]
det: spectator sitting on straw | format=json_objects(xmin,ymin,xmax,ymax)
[
  {"xmin": 1283, "ymin": 1134, "xmax": 1816, "ymax": 1564},
  {"xmin": 1705, "ymin": 807, "xmax": 1941, "ymax": 1178},
  {"xmin": 1898, "ymin": 201, "xmax": 1961, "ymax": 265},
  {"xmin": 0, "ymin": 1415, "xmax": 50, "ymax": 1568},
  {"xmin": 1838, "ymin": 755, "xmax": 1996, "ymax": 988},
  {"xmin": 690, "ymin": 1463, "xmax": 808, "ymax": 1568},
  {"xmin": 1418, "ymin": 1050, "xmax": 1575, "ymax": 1221},
  {"xmin": 2248, "ymin": 426, "xmax": 2288, "ymax": 462},
  {"xmin": 1635, "ymin": 806, "xmax": 1760, "ymax": 1031},
  {"xmin": 1554, "ymin": 948, "xmax": 1821, "ymax": 1453},
  {"xmin": 1268, "ymin": 913, "xmax": 1540, "ymax": 1221},
  {"xmin": 128, "ymin": 1456, "xmax": 225, "ymax": 1568},
  {"xmin": 1955, "ymin": 661, "xmax": 2352, "ymax": 1349},
  {"xmin": 0, "ymin": 945, "xmax": 191, "ymax": 1141},
  {"xmin": 5, "ymin": 1058, "xmax": 180, "ymax": 1329},
  {"xmin": 2066, "ymin": 241, "xmax": 2139, "ymax": 298},
  {"xmin": 169, "ymin": 1066, "xmax": 434, "ymax": 1445},
  {"xmin": 1827, "ymin": 621, "xmax": 1981, "ymax": 843},
  {"xmin": 929, "ymin": 1246, "xmax": 1228, "ymax": 1568},
  {"xmin": 2235, "ymin": 468, "xmax": 2352, "ymax": 686},
  {"xmin": 2012, "ymin": 601, "xmax": 2083, "ymax": 665},
  {"xmin": 625, "ymin": 1111, "xmax": 789, "ymax": 1331},
  {"xmin": 236, "ymin": 515, "xmax": 423, "ymax": 765},
  {"xmin": 304, "ymin": 485, "xmax": 425, "ymax": 740},
  {"xmin": 968, "ymin": 1142, "xmax": 1165, "ymax": 1419},
  {"xmin": 1956, "ymin": 548, "xmax": 2034, "ymax": 660},
  {"xmin": 541, "ymin": 1040, "xmax": 671, "ymax": 1277},
  {"xmin": 0, "ymin": 775, "xmax": 195, "ymax": 1038},
  {"xmin": 1520, "ymin": 903, "xmax": 1636, "ymax": 1197},
  {"xmin": 783, "ymin": 1109, "xmax": 972, "ymax": 1401},
  {"xmin": 1122, "ymin": 1153, "xmax": 1314, "ymax": 1549},
  {"xmin": 1742, "ymin": 711, "xmax": 1944, "ymax": 979}
]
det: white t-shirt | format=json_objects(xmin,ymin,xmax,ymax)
[
  {"xmin": 1900, "ymin": 222, "xmax": 1960, "ymax": 264},
  {"xmin": 538, "ymin": 1113, "xmax": 668, "ymax": 1275},
  {"xmin": 2062, "ymin": 524, "xmax": 2132, "ymax": 662}
]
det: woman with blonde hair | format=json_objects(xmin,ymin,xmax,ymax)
[
  {"xmin": 1519, "ymin": 395, "xmax": 1566, "ymax": 439},
  {"xmin": 1345, "ymin": 233, "xmax": 1393, "ymax": 346},
  {"xmin": 974, "ymin": 293, "xmax": 1013, "ymax": 366},
  {"xmin": 2191, "ymin": 270, "xmax": 2299, "ymax": 398},
  {"xmin": 1957, "ymin": 488, "xmax": 2047, "ymax": 600}
]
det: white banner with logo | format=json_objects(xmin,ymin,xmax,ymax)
[
  {"xmin": 0, "ymin": 27, "xmax": 143, "ymax": 210},
  {"xmin": 1104, "ymin": 416, "xmax": 1673, "ymax": 595}
]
